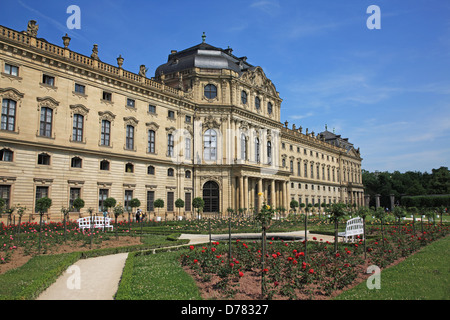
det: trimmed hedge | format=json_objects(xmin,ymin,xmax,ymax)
[{"xmin": 401, "ymin": 195, "xmax": 450, "ymax": 208}]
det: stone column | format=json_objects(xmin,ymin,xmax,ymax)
[
  {"xmin": 375, "ymin": 194, "xmax": 381, "ymax": 209},
  {"xmin": 258, "ymin": 178, "xmax": 263, "ymax": 211},
  {"xmin": 244, "ymin": 176, "xmax": 249, "ymax": 213},
  {"xmin": 239, "ymin": 176, "xmax": 244, "ymax": 211},
  {"xmin": 365, "ymin": 194, "xmax": 370, "ymax": 207},
  {"xmin": 271, "ymin": 179, "xmax": 276, "ymax": 208}
]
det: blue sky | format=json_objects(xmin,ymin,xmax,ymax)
[{"xmin": 2, "ymin": 0, "xmax": 449, "ymax": 173}]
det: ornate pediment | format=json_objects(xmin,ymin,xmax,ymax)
[
  {"xmin": 240, "ymin": 67, "xmax": 279, "ymax": 98},
  {"xmin": 0, "ymin": 87, "xmax": 24, "ymax": 101},
  {"xmin": 37, "ymin": 96, "xmax": 59, "ymax": 109}
]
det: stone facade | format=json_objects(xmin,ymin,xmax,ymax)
[{"xmin": 0, "ymin": 21, "xmax": 364, "ymax": 220}]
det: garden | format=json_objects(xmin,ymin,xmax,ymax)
[{"xmin": 0, "ymin": 195, "xmax": 449, "ymax": 300}]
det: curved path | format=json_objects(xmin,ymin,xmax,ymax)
[{"xmin": 36, "ymin": 231, "xmax": 336, "ymax": 300}]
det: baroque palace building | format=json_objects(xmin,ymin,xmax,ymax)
[{"xmin": 0, "ymin": 21, "xmax": 364, "ymax": 219}]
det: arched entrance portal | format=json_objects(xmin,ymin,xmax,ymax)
[{"xmin": 203, "ymin": 181, "xmax": 220, "ymax": 213}]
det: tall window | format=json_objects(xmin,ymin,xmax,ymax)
[
  {"xmin": 35, "ymin": 186, "xmax": 49, "ymax": 213},
  {"xmin": 39, "ymin": 107, "xmax": 53, "ymax": 137},
  {"xmin": 99, "ymin": 189, "xmax": 109, "ymax": 212},
  {"xmin": 255, "ymin": 137, "xmax": 260, "ymax": 163},
  {"xmin": 69, "ymin": 188, "xmax": 81, "ymax": 211},
  {"xmin": 240, "ymin": 134, "xmax": 247, "ymax": 160},
  {"xmin": 147, "ymin": 191, "xmax": 155, "ymax": 211},
  {"xmin": 304, "ymin": 163, "xmax": 308, "ymax": 178},
  {"xmin": 1, "ymin": 99, "xmax": 16, "ymax": 131},
  {"xmin": 72, "ymin": 114, "xmax": 84, "ymax": 142},
  {"xmin": 101, "ymin": 120, "xmax": 110, "ymax": 146},
  {"xmin": 148, "ymin": 130, "xmax": 155, "ymax": 153},
  {"xmin": 204, "ymin": 84, "xmax": 217, "ymax": 99},
  {"xmin": 126, "ymin": 125, "xmax": 134, "ymax": 150},
  {"xmin": 167, "ymin": 133, "xmax": 174, "ymax": 157},
  {"xmin": 267, "ymin": 102, "xmax": 273, "ymax": 115},
  {"xmin": 267, "ymin": 141, "xmax": 272, "ymax": 164},
  {"xmin": 185, "ymin": 192, "xmax": 192, "ymax": 212},
  {"xmin": 167, "ymin": 192, "xmax": 174, "ymax": 212},
  {"xmin": 124, "ymin": 190, "xmax": 133, "ymax": 212},
  {"xmin": 297, "ymin": 162, "xmax": 301, "ymax": 176},
  {"xmin": 203, "ymin": 129, "xmax": 217, "ymax": 161},
  {"xmin": 185, "ymin": 137, "xmax": 191, "ymax": 160},
  {"xmin": 0, "ymin": 185, "xmax": 11, "ymax": 209},
  {"xmin": 290, "ymin": 160, "xmax": 294, "ymax": 173}
]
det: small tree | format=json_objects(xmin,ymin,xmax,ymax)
[
  {"xmin": 36, "ymin": 197, "xmax": 52, "ymax": 254},
  {"xmin": 393, "ymin": 206, "xmax": 406, "ymax": 226},
  {"xmin": 61, "ymin": 207, "xmax": 70, "ymax": 241},
  {"xmin": 113, "ymin": 203, "xmax": 124, "ymax": 238},
  {"xmin": 16, "ymin": 204, "xmax": 27, "ymax": 242},
  {"xmin": 290, "ymin": 199, "xmax": 299, "ymax": 215},
  {"xmin": 299, "ymin": 203, "xmax": 305, "ymax": 214},
  {"xmin": 175, "ymin": 198, "xmax": 184, "ymax": 220},
  {"xmin": 73, "ymin": 198, "xmax": 85, "ymax": 217},
  {"xmin": 192, "ymin": 197, "xmax": 204, "ymax": 220},
  {"xmin": 154, "ymin": 199, "xmax": 164, "ymax": 219},
  {"xmin": 103, "ymin": 197, "xmax": 117, "ymax": 215},
  {"xmin": 330, "ymin": 203, "xmax": 347, "ymax": 253},
  {"xmin": 129, "ymin": 198, "xmax": 141, "ymax": 223}
]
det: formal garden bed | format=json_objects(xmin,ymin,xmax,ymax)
[{"xmin": 180, "ymin": 223, "xmax": 449, "ymax": 300}]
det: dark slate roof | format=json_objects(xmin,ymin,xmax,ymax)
[
  {"xmin": 155, "ymin": 42, "xmax": 254, "ymax": 77},
  {"xmin": 319, "ymin": 130, "xmax": 354, "ymax": 151}
]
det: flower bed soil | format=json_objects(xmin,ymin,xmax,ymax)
[
  {"xmin": 0, "ymin": 236, "xmax": 142, "ymax": 274},
  {"xmin": 183, "ymin": 252, "xmax": 410, "ymax": 300}
]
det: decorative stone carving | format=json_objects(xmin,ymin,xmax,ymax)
[
  {"xmin": 98, "ymin": 111, "xmax": 116, "ymax": 122},
  {"xmin": 139, "ymin": 65, "xmax": 147, "ymax": 77},
  {"xmin": 91, "ymin": 44, "xmax": 99, "ymax": 60},
  {"xmin": 0, "ymin": 87, "xmax": 24, "ymax": 101},
  {"xmin": 27, "ymin": 20, "xmax": 39, "ymax": 37},
  {"xmin": 69, "ymin": 104, "xmax": 90, "ymax": 116},
  {"xmin": 123, "ymin": 116, "xmax": 139, "ymax": 126},
  {"xmin": 202, "ymin": 115, "xmax": 221, "ymax": 130},
  {"xmin": 62, "ymin": 34, "xmax": 71, "ymax": 48}
]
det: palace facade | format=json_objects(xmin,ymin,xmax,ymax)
[{"xmin": 0, "ymin": 21, "xmax": 364, "ymax": 219}]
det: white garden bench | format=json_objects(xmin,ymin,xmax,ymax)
[
  {"xmin": 77, "ymin": 216, "xmax": 114, "ymax": 231},
  {"xmin": 338, "ymin": 217, "xmax": 364, "ymax": 243}
]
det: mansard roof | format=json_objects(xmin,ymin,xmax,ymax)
[{"xmin": 155, "ymin": 42, "xmax": 254, "ymax": 77}]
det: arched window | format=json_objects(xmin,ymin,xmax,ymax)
[
  {"xmin": 125, "ymin": 162, "xmax": 134, "ymax": 173},
  {"xmin": 71, "ymin": 156, "xmax": 82, "ymax": 168},
  {"xmin": 267, "ymin": 141, "xmax": 272, "ymax": 164},
  {"xmin": 185, "ymin": 170, "xmax": 191, "ymax": 179},
  {"xmin": 255, "ymin": 137, "xmax": 260, "ymax": 163},
  {"xmin": 203, "ymin": 181, "xmax": 219, "ymax": 213},
  {"xmin": 241, "ymin": 90, "xmax": 247, "ymax": 105},
  {"xmin": 147, "ymin": 165, "xmax": 155, "ymax": 175},
  {"xmin": 203, "ymin": 129, "xmax": 217, "ymax": 161},
  {"xmin": 267, "ymin": 102, "xmax": 273, "ymax": 115},
  {"xmin": 255, "ymin": 96, "xmax": 260, "ymax": 110},
  {"xmin": 168, "ymin": 168, "xmax": 174, "ymax": 177},
  {"xmin": 204, "ymin": 84, "xmax": 217, "ymax": 99},
  {"xmin": 240, "ymin": 134, "xmax": 247, "ymax": 160}
]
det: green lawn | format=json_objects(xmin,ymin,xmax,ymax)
[
  {"xmin": 335, "ymin": 235, "xmax": 450, "ymax": 300},
  {"xmin": 115, "ymin": 249, "xmax": 201, "ymax": 300}
]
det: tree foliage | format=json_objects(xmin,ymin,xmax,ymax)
[{"xmin": 362, "ymin": 166, "xmax": 450, "ymax": 207}]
